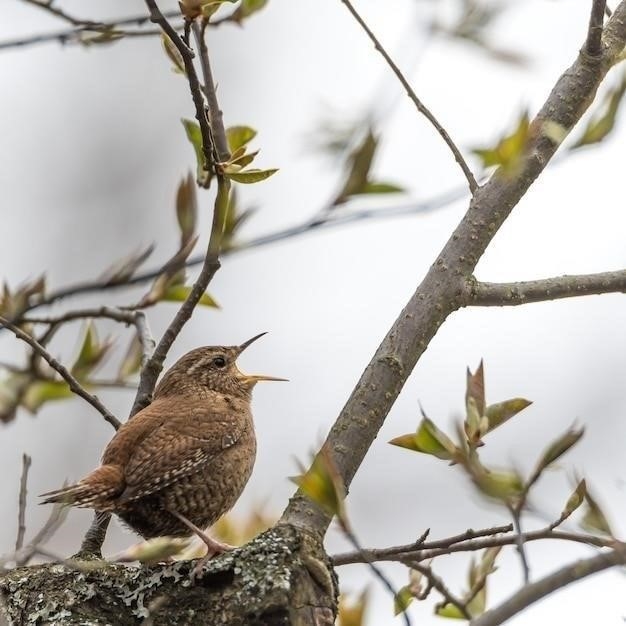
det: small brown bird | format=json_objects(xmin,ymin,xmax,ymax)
[{"xmin": 41, "ymin": 333, "xmax": 285, "ymax": 557}]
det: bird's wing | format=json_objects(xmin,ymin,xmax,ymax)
[{"xmin": 117, "ymin": 403, "xmax": 245, "ymax": 504}]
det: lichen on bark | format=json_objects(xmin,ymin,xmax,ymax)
[{"xmin": 1, "ymin": 525, "xmax": 337, "ymax": 626}]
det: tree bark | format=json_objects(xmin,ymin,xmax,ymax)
[{"xmin": 0, "ymin": 525, "xmax": 337, "ymax": 626}]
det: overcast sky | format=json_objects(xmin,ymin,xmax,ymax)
[{"xmin": 1, "ymin": 1, "xmax": 626, "ymax": 624}]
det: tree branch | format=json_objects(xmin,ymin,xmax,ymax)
[
  {"xmin": 130, "ymin": 3, "xmax": 229, "ymax": 416},
  {"xmin": 467, "ymin": 270, "xmax": 626, "ymax": 306},
  {"xmin": 281, "ymin": 1, "xmax": 626, "ymax": 535},
  {"xmin": 339, "ymin": 0, "xmax": 478, "ymax": 194},
  {"xmin": 15, "ymin": 454, "xmax": 32, "ymax": 553},
  {"xmin": 587, "ymin": 0, "xmax": 608, "ymax": 56},
  {"xmin": 332, "ymin": 526, "xmax": 610, "ymax": 566},
  {"xmin": 470, "ymin": 547, "xmax": 626, "ymax": 626},
  {"xmin": 0, "ymin": 7, "xmax": 183, "ymax": 51},
  {"xmin": 0, "ymin": 316, "xmax": 121, "ymax": 430}
]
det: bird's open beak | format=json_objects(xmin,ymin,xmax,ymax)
[
  {"xmin": 237, "ymin": 332, "xmax": 268, "ymax": 353},
  {"xmin": 236, "ymin": 333, "xmax": 288, "ymax": 385},
  {"xmin": 240, "ymin": 374, "xmax": 289, "ymax": 385}
]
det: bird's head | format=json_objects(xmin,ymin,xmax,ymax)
[{"xmin": 154, "ymin": 333, "xmax": 287, "ymax": 399}]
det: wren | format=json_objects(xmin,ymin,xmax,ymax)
[{"xmin": 41, "ymin": 333, "xmax": 285, "ymax": 557}]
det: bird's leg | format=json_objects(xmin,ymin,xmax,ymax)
[
  {"xmin": 167, "ymin": 508, "xmax": 235, "ymax": 575},
  {"xmin": 74, "ymin": 511, "xmax": 111, "ymax": 559}
]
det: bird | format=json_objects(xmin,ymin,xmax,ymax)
[{"xmin": 40, "ymin": 333, "xmax": 286, "ymax": 560}]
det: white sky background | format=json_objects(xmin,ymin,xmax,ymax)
[{"xmin": 1, "ymin": 0, "xmax": 626, "ymax": 624}]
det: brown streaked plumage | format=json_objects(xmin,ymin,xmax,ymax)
[{"xmin": 40, "ymin": 334, "xmax": 285, "ymax": 545}]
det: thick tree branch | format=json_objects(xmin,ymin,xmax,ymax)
[
  {"xmin": 470, "ymin": 547, "xmax": 626, "ymax": 626},
  {"xmin": 281, "ymin": 1, "xmax": 626, "ymax": 536},
  {"xmin": 339, "ymin": 0, "xmax": 478, "ymax": 195},
  {"xmin": 0, "ymin": 316, "xmax": 121, "ymax": 430},
  {"xmin": 466, "ymin": 270, "xmax": 626, "ymax": 306}
]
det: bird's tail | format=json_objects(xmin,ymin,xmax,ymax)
[{"xmin": 39, "ymin": 464, "xmax": 124, "ymax": 510}]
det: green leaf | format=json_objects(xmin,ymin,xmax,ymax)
[
  {"xmin": 484, "ymin": 398, "xmax": 532, "ymax": 433},
  {"xmin": 580, "ymin": 484, "xmax": 613, "ymax": 537},
  {"xmin": 226, "ymin": 126, "xmax": 257, "ymax": 153},
  {"xmin": 162, "ymin": 284, "xmax": 219, "ymax": 308},
  {"xmin": 571, "ymin": 72, "xmax": 626, "ymax": 149},
  {"xmin": 333, "ymin": 129, "xmax": 378, "ymax": 205},
  {"xmin": 22, "ymin": 380, "xmax": 73, "ymax": 413},
  {"xmin": 355, "ymin": 181, "xmax": 405, "ymax": 195},
  {"xmin": 228, "ymin": 149, "xmax": 259, "ymax": 170},
  {"xmin": 161, "ymin": 33, "xmax": 185, "ymax": 74},
  {"xmin": 389, "ymin": 416, "xmax": 458, "ymax": 461},
  {"xmin": 470, "ymin": 465, "xmax": 524, "ymax": 501},
  {"xmin": 225, "ymin": 168, "xmax": 278, "ymax": 184},
  {"xmin": 115, "ymin": 536, "xmax": 191, "ymax": 564},
  {"xmin": 435, "ymin": 603, "xmax": 466, "ymax": 619},
  {"xmin": 338, "ymin": 590, "xmax": 368, "ymax": 626},
  {"xmin": 393, "ymin": 586, "xmax": 414, "ymax": 616},
  {"xmin": 182, "ymin": 119, "xmax": 211, "ymax": 187},
  {"xmin": 559, "ymin": 479, "xmax": 586, "ymax": 523},
  {"xmin": 176, "ymin": 173, "xmax": 198, "ymax": 247},
  {"xmin": 0, "ymin": 373, "xmax": 31, "ymax": 422},
  {"xmin": 290, "ymin": 446, "xmax": 347, "ymax": 524},
  {"xmin": 232, "ymin": 0, "xmax": 269, "ymax": 20},
  {"xmin": 534, "ymin": 425, "xmax": 584, "ymax": 475},
  {"xmin": 118, "ymin": 335, "xmax": 143, "ymax": 380},
  {"xmin": 466, "ymin": 361, "xmax": 486, "ymax": 417},
  {"xmin": 472, "ymin": 111, "xmax": 531, "ymax": 176},
  {"xmin": 99, "ymin": 245, "xmax": 154, "ymax": 285},
  {"xmin": 71, "ymin": 322, "xmax": 111, "ymax": 380}
]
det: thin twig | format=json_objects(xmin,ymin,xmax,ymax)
[
  {"xmin": 587, "ymin": 0, "xmax": 608, "ymax": 56},
  {"xmin": 131, "ymin": 2, "xmax": 230, "ymax": 416},
  {"xmin": 22, "ymin": 306, "xmax": 137, "ymax": 326},
  {"xmin": 0, "ymin": 8, "xmax": 183, "ymax": 51},
  {"xmin": 338, "ymin": 0, "xmax": 478, "ymax": 194},
  {"xmin": 470, "ymin": 546, "xmax": 626, "ymax": 626},
  {"xmin": 342, "ymin": 524, "xmax": 412, "ymax": 626},
  {"xmin": 0, "ymin": 189, "xmax": 467, "ymax": 324},
  {"xmin": 467, "ymin": 270, "xmax": 626, "ymax": 306},
  {"xmin": 507, "ymin": 504, "xmax": 530, "ymax": 583},
  {"xmin": 15, "ymin": 454, "xmax": 32, "ymax": 552},
  {"xmin": 145, "ymin": 1, "xmax": 215, "ymax": 174},
  {"xmin": 410, "ymin": 562, "xmax": 471, "ymax": 620},
  {"xmin": 192, "ymin": 20, "xmax": 230, "ymax": 162},
  {"xmin": 0, "ymin": 316, "xmax": 121, "ymax": 430},
  {"xmin": 332, "ymin": 525, "xmax": 610, "ymax": 566}
]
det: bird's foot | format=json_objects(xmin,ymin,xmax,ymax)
[{"xmin": 166, "ymin": 508, "xmax": 236, "ymax": 580}]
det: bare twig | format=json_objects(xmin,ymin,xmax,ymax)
[
  {"xmin": 0, "ymin": 189, "xmax": 468, "ymax": 325},
  {"xmin": 338, "ymin": 0, "xmax": 478, "ymax": 194},
  {"xmin": 22, "ymin": 306, "xmax": 137, "ymax": 326},
  {"xmin": 341, "ymin": 524, "xmax": 412, "ymax": 626},
  {"xmin": 332, "ymin": 524, "xmax": 512, "ymax": 565},
  {"xmin": 332, "ymin": 525, "xmax": 610, "ymax": 566},
  {"xmin": 587, "ymin": 0, "xmax": 608, "ymax": 56},
  {"xmin": 15, "ymin": 454, "xmax": 32, "ymax": 552},
  {"xmin": 192, "ymin": 20, "xmax": 230, "ymax": 162},
  {"xmin": 470, "ymin": 546, "xmax": 626, "ymax": 626},
  {"xmin": 467, "ymin": 270, "xmax": 626, "ymax": 306},
  {"xmin": 131, "ymin": 3, "xmax": 229, "ymax": 417},
  {"xmin": 0, "ymin": 316, "xmax": 121, "ymax": 430},
  {"xmin": 507, "ymin": 504, "xmax": 530, "ymax": 583},
  {"xmin": 0, "ymin": 7, "xmax": 183, "ymax": 51},
  {"xmin": 145, "ymin": 0, "xmax": 215, "ymax": 175},
  {"xmin": 410, "ymin": 562, "xmax": 471, "ymax": 620}
]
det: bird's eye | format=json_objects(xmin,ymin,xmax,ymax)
[{"xmin": 212, "ymin": 356, "xmax": 226, "ymax": 368}]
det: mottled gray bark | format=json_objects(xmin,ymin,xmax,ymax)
[{"xmin": 1, "ymin": 526, "xmax": 336, "ymax": 626}]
